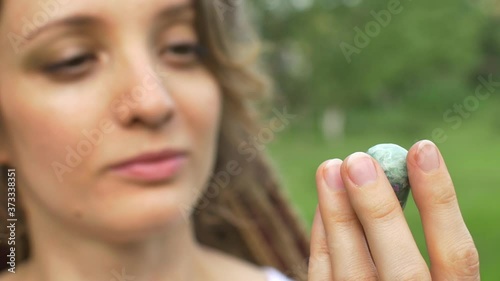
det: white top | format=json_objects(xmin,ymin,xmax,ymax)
[{"xmin": 262, "ymin": 267, "xmax": 294, "ymax": 281}]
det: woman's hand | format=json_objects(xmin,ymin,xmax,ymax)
[{"xmin": 308, "ymin": 140, "xmax": 480, "ymax": 280}]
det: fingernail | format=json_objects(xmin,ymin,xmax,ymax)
[
  {"xmin": 347, "ymin": 152, "xmax": 377, "ymax": 187},
  {"xmin": 323, "ymin": 159, "xmax": 345, "ymax": 190},
  {"xmin": 416, "ymin": 140, "xmax": 440, "ymax": 172}
]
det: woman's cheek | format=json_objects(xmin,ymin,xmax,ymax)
[
  {"xmin": 11, "ymin": 114, "xmax": 77, "ymax": 193},
  {"xmin": 174, "ymin": 70, "xmax": 222, "ymax": 186},
  {"xmin": 195, "ymin": 73, "xmax": 221, "ymax": 151},
  {"xmin": 0, "ymin": 98, "xmax": 87, "ymax": 224},
  {"xmin": 173, "ymin": 69, "xmax": 222, "ymax": 140},
  {"xmin": 3, "ymin": 81, "xmax": 101, "ymax": 187}
]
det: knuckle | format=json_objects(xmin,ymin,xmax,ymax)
[
  {"xmin": 395, "ymin": 275, "xmax": 430, "ymax": 281},
  {"xmin": 340, "ymin": 275, "xmax": 378, "ymax": 281},
  {"xmin": 310, "ymin": 239, "xmax": 330, "ymax": 264},
  {"xmin": 308, "ymin": 254, "xmax": 330, "ymax": 280},
  {"xmin": 393, "ymin": 267, "xmax": 430, "ymax": 281},
  {"xmin": 327, "ymin": 211, "xmax": 358, "ymax": 225},
  {"xmin": 366, "ymin": 198, "xmax": 400, "ymax": 222},
  {"xmin": 432, "ymin": 184, "xmax": 458, "ymax": 207},
  {"xmin": 338, "ymin": 260, "xmax": 378, "ymax": 281},
  {"xmin": 446, "ymin": 242, "xmax": 480, "ymax": 278}
]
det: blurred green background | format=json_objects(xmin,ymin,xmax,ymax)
[{"xmin": 247, "ymin": 0, "xmax": 500, "ymax": 278}]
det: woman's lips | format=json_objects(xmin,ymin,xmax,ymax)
[{"xmin": 110, "ymin": 154, "xmax": 187, "ymax": 183}]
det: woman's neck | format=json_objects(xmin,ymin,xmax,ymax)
[{"xmin": 19, "ymin": 214, "xmax": 214, "ymax": 281}]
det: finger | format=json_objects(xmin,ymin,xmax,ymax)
[
  {"xmin": 316, "ymin": 159, "xmax": 377, "ymax": 280},
  {"xmin": 408, "ymin": 140, "xmax": 480, "ymax": 280},
  {"xmin": 308, "ymin": 206, "xmax": 332, "ymax": 281},
  {"xmin": 340, "ymin": 152, "xmax": 431, "ymax": 280}
]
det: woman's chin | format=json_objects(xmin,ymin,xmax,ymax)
[
  {"xmin": 85, "ymin": 187, "xmax": 195, "ymax": 243},
  {"xmin": 91, "ymin": 210, "xmax": 189, "ymax": 244}
]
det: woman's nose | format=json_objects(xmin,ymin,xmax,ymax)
[{"xmin": 112, "ymin": 60, "xmax": 175, "ymax": 129}]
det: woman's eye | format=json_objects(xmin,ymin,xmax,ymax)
[
  {"xmin": 43, "ymin": 53, "xmax": 97, "ymax": 78},
  {"xmin": 160, "ymin": 43, "xmax": 205, "ymax": 66}
]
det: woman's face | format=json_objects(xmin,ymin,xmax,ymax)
[{"xmin": 0, "ymin": 0, "xmax": 221, "ymax": 241}]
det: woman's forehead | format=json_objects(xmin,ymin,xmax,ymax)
[
  {"xmin": 0, "ymin": 0, "xmax": 195, "ymax": 55},
  {"xmin": 1, "ymin": 0, "xmax": 193, "ymax": 35}
]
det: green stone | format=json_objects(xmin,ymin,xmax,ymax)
[{"xmin": 366, "ymin": 144, "xmax": 410, "ymax": 209}]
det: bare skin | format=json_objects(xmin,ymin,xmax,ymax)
[
  {"xmin": 0, "ymin": 0, "xmax": 480, "ymax": 280},
  {"xmin": 0, "ymin": 245, "xmax": 269, "ymax": 281},
  {"xmin": 0, "ymin": 0, "xmax": 269, "ymax": 280},
  {"xmin": 308, "ymin": 141, "xmax": 480, "ymax": 280}
]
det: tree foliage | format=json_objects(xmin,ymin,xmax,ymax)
[{"xmin": 249, "ymin": 0, "xmax": 493, "ymax": 117}]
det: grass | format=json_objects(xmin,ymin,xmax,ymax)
[{"xmin": 267, "ymin": 106, "xmax": 500, "ymax": 279}]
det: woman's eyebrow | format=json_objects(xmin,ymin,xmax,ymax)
[
  {"xmin": 24, "ymin": 3, "xmax": 193, "ymax": 42},
  {"xmin": 24, "ymin": 16, "xmax": 101, "ymax": 42}
]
